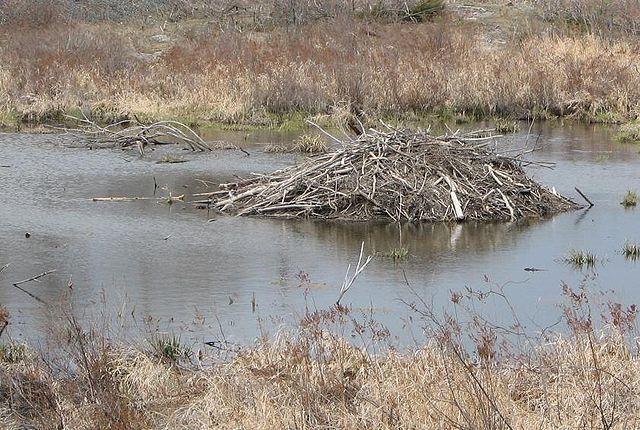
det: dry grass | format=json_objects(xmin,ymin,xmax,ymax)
[
  {"xmin": 1, "ymin": 319, "xmax": 640, "ymax": 429},
  {"xmin": 2, "ymin": 9, "xmax": 640, "ymax": 129},
  {"xmin": 531, "ymin": 0, "xmax": 640, "ymax": 36},
  {"xmin": 616, "ymin": 122, "xmax": 640, "ymax": 143},
  {"xmin": 292, "ymin": 133, "xmax": 329, "ymax": 153},
  {"xmin": 1, "ymin": 261, "xmax": 639, "ymax": 429}
]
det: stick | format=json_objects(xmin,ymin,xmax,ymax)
[
  {"xmin": 574, "ymin": 187, "xmax": 594, "ymax": 207},
  {"xmin": 12, "ymin": 270, "xmax": 56, "ymax": 304},
  {"xmin": 337, "ymin": 242, "xmax": 372, "ymax": 305}
]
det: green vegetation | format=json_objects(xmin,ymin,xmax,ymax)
[
  {"xmin": 563, "ymin": 249, "xmax": 598, "ymax": 269},
  {"xmin": 375, "ymin": 247, "xmax": 409, "ymax": 260},
  {"xmin": 407, "ymin": 0, "xmax": 445, "ymax": 22},
  {"xmin": 622, "ymin": 241, "xmax": 640, "ymax": 260},
  {"xmin": 621, "ymin": 190, "xmax": 638, "ymax": 207},
  {"xmin": 148, "ymin": 335, "xmax": 191, "ymax": 363}
]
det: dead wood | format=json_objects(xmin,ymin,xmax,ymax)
[{"xmin": 205, "ymin": 125, "xmax": 579, "ymax": 222}]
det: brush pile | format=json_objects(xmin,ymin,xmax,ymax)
[
  {"xmin": 54, "ymin": 114, "xmax": 211, "ymax": 153},
  {"xmin": 209, "ymin": 127, "xmax": 578, "ymax": 222}
]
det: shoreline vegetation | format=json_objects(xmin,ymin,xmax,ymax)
[
  {"xmin": 0, "ymin": 1, "xmax": 640, "ymax": 136},
  {"xmin": 1, "ymin": 273, "xmax": 639, "ymax": 429}
]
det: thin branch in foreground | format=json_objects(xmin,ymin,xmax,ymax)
[{"xmin": 336, "ymin": 242, "xmax": 372, "ymax": 305}]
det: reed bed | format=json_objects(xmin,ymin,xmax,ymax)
[
  {"xmin": 2, "ymin": 15, "xmax": 640, "ymax": 128},
  {"xmin": 207, "ymin": 126, "xmax": 577, "ymax": 222},
  {"xmin": 1, "ymin": 321, "xmax": 639, "ymax": 429}
]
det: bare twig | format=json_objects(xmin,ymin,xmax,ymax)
[
  {"xmin": 336, "ymin": 242, "xmax": 372, "ymax": 305},
  {"xmin": 12, "ymin": 269, "xmax": 56, "ymax": 304}
]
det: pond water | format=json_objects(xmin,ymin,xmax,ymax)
[{"xmin": 1, "ymin": 123, "xmax": 639, "ymax": 347}]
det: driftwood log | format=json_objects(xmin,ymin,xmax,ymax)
[{"xmin": 200, "ymin": 125, "xmax": 579, "ymax": 222}]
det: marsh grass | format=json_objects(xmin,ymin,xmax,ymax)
[
  {"xmin": 1, "ymin": 281, "xmax": 639, "ymax": 429},
  {"xmin": 263, "ymin": 143, "xmax": 291, "ymax": 153},
  {"xmin": 209, "ymin": 141, "xmax": 239, "ymax": 150},
  {"xmin": 292, "ymin": 133, "xmax": 328, "ymax": 153},
  {"xmin": 374, "ymin": 247, "xmax": 409, "ymax": 260},
  {"xmin": 494, "ymin": 118, "xmax": 521, "ymax": 134},
  {"xmin": 622, "ymin": 241, "xmax": 640, "ymax": 260},
  {"xmin": 616, "ymin": 122, "xmax": 640, "ymax": 144},
  {"xmin": 563, "ymin": 249, "xmax": 598, "ymax": 269},
  {"xmin": 621, "ymin": 190, "xmax": 638, "ymax": 207},
  {"xmin": 2, "ymin": 11, "xmax": 640, "ymax": 128},
  {"xmin": 148, "ymin": 335, "xmax": 192, "ymax": 363}
]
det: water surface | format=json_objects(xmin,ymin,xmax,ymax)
[{"xmin": 1, "ymin": 124, "xmax": 639, "ymax": 346}]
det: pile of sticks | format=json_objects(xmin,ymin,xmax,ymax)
[
  {"xmin": 206, "ymin": 126, "xmax": 579, "ymax": 222},
  {"xmin": 54, "ymin": 114, "xmax": 211, "ymax": 153}
]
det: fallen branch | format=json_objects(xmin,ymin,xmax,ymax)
[
  {"xmin": 12, "ymin": 270, "xmax": 56, "ymax": 304},
  {"xmin": 52, "ymin": 113, "xmax": 211, "ymax": 152},
  {"xmin": 575, "ymin": 187, "xmax": 595, "ymax": 208},
  {"xmin": 92, "ymin": 194, "xmax": 184, "ymax": 202}
]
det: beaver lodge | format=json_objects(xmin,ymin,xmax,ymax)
[{"xmin": 208, "ymin": 126, "xmax": 579, "ymax": 222}]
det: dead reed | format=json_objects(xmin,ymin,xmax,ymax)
[
  {"xmin": 1, "ymin": 284, "xmax": 639, "ymax": 429},
  {"xmin": 1, "ymin": 11, "xmax": 640, "ymax": 129}
]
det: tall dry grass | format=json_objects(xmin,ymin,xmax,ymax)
[
  {"xmin": 531, "ymin": 0, "xmax": 640, "ymax": 36},
  {"xmin": 1, "ymin": 279, "xmax": 639, "ymax": 429},
  {"xmin": 0, "ymin": 1, "xmax": 640, "ymax": 127},
  {"xmin": 2, "ymin": 19, "xmax": 640, "ymax": 127}
]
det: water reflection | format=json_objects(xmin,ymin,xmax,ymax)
[{"xmin": 1, "ymin": 122, "xmax": 639, "ymax": 345}]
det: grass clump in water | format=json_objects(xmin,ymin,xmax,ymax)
[
  {"xmin": 616, "ymin": 122, "xmax": 640, "ymax": 144},
  {"xmin": 263, "ymin": 143, "xmax": 291, "ymax": 153},
  {"xmin": 157, "ymin": 154, "xmax": 188, "ymax": 164},
  {"xmin": 375, "ymin": 247, "xmax": 409, "ymax": 260},
  {"xmin": 563, "ymin": 249, "xmax": 597, "ymax": 269},
  {"xmin": 621, "ymin": 190, "xmax": 638, "ymax": 207},
  {"xmin": 293, "ymin": 133, "xmax": 328, "ymax": 153},
  {"xmin": 622, "ymin": 241, "xmax": 640, "ymax": 260},
  {"xmin": 494, "ymin": 118, "xmax": 520, "ymax": 134}
]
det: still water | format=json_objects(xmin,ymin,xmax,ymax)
[{"xmin": 1, "ymin": 123, "xmax": 639, "ymax": 346}]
